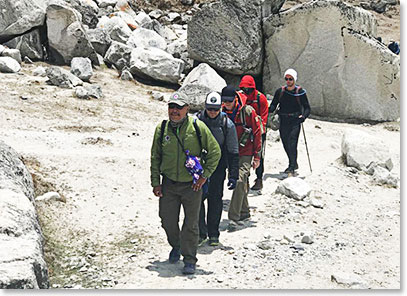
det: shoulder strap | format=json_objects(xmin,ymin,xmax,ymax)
[
  {"xmin": 257, "ymin": 92, "xmax": 261, "ymax": 110},
  {"xmin": 160, "ymin": 120, "xmax": 167, "ymax": 147},
  {"xmin": 240, "ymin": 105, "xmax": 247, "ymax": 127},
  {"xmin": 294, "ymin": 86, "xmax": 304, "ymax": 114},
  {"xmin": 193, "ymin": 118, "xmax": 202, "ymax": 151}
]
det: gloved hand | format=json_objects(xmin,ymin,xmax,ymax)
[
  {"xmin": 298, "ymin": 116, "xmax": 305, "ymax": 123},
  {"xmin": 227, "ymin": 178, "xmax": 237, "ymax": 190}
]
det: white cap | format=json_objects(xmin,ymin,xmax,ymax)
[
  {"xmin": 284, "ymin": 68, "xmax": 298, "ymax": 82},
  {"xmin": 205, "ymin": 91, "xmax": 222, "ymax": 109}
]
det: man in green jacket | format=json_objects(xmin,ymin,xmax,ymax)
[{"xmin": 150, "ymin": 92, "xmax": 221, "ymax": 275}]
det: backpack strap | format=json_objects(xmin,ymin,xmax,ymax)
[
  {"xmin": 160, "ymin": 120, "xmax": 167, "ymax": 147},
  {"xmin": 257, "ymin": 92, "xmax": 261, "ymax": 111},
  {"xmin": 193, "ymin": 118, "xmax": 202, "ymax": 150}
]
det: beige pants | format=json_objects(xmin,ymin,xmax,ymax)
[{"xmin": 228, "ymin": 155, "xmax": 252, "ymax": 221}]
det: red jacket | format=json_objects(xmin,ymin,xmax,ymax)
[
  {"xmin": 239, "ymin": 75, "xmax": 269, "ymax": 132},
  {"xmin": 223, "ymin": 92, "xmax": 262, "ymax": 160}
]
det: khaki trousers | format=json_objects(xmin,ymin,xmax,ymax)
[
  {"xmin": 159, "ymin": 176, "xmax": 202, "ymax": 264},
  {"xmin": 228, "ymin": 155, "xmax": 252, "ymax": 221}
]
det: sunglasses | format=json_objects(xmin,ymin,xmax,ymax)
[
  {"xmin": 240, "ymin": 87, "xmax": 254, "ymax": 93},
  {"xmin": 207, "ymin": 108, "xmax": 220, "ymax": 112},
  {"xmin": 168, "ymin": 103, "xmax": 185, "ymax": 110},
  {"xmin": 285, "ymin": 77, "xmax": 294, "ymax": 81}
]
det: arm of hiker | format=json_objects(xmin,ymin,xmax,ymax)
[
  {"xmin": 225, "ymin": 119, "xmax": 239, "ymax": 181},
  {"xmin": 200, "ymin": 123, "xmax": 221, "ymax": 179},
  {"xmin": 268, "ymin": 89, "xmax": 280, "ymax": 113},
  {"xmin": 248, "ymin": 110, "xmax": 262, "ymax": 164},
  {"xmin": 153, "ymin": 185, "xmax": 163, "ymax": 197},
  {"xmin": 301, "ymin": 92, "xmax": 311, "ymax": 119},
  {"xmin": 150, "ymin": 124, "xmax": 162, "ymax": 189},
  {"xmin": 192, "ymin": 176, "xmax": 207, "ymax": 192}
]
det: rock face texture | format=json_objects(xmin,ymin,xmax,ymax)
[
  {"xmin": 46, "ymin": 2, "xmax": 98, "ymax": 65},
  {"xmin": 188, "ymin": 0, "xmax": 264, "ymax": 75},
  {"xmin": 263, "ymin": 0, "xmax": 400, "ymax": 121},
  {"xmin": 0, "ymin": 141, "xmax": 49, "ymax": 289},
  {"xmin": 0, "ymin": 0, "xmax": 46, "ymax": 42}
]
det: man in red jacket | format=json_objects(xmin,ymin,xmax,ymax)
[
  {"xmin": 221, "ymin": 85, "xmax": 262, "ymax": 228},
  {"xmin": 239, "ymin": 75, "xmax": 269, "ymax": 191}
]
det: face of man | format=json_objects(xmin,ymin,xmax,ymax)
[
  {"xmin": 206, "ymin": 108, "xmax": 221, "ymax": 119},
  {"xmin": 285, "ymin": 75, "xmax": 295, "ymax": 88},
  {"xmin": 223, "ymin": 101, "xmax": 235, "ymax": 111},
  {"xmin": 240, "ymin": 87, "xmax": 254, "ymax": 95},
  {"xmin": 168, "ymin": 103, "xmax": 189, "ymax": 122}
]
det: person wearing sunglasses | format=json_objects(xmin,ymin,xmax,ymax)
[
  {"xmin": 150, "ymin": 92, "xmax": 221, "ymax": 274},
  {"xmin": 221, "ymin": 85, "xmax": 262, "ymax": 230},
  {"xmin": 268, "ymin": 68, "xmax": 311, "ymax": 176},
  {"xmin": 195, "ymin": 91, "xmax": 239, "ymax": 247},
  {"xmin": 239, "ymin": 75, "xmax": 269, "ymax": 191}
]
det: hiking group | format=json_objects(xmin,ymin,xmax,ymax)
[{"xmin": 150, "ymin": 68, "xmax": 311, "ymax": 274}]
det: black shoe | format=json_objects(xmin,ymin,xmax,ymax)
[
  {"xmin": 169, "ymin": 248, "xmax": 180, "ymax": 264},
  {"xmin": 239, "ymin": 213, "xmax": 251, "ymax": 221},
  {"xmin": 182, "ymin": 263, "xmax": 196, "ymax": 274},
  {"xmin": 198, "ymin": 237, "xmax": 207, "ymax": 247},
  {"xmin": 208, "ymin": 237, "xmax": 219, "ymax": 246},
  {"xmin": 250, "ymin": 178, "xmax": 263, "ymax": 191}
]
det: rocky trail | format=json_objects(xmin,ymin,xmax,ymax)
[{"xmin": 0, "ymin": 62, "xmax": 400, "ymax": 289}]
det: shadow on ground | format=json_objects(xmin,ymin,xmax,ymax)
[{"xmin": 146, "ymin": 260, "xmax": 214, "ymax": 277}]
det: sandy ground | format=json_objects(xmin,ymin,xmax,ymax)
[{"xmin": 0, "ymin": 59, "xmax": 400, "ymax": 289}]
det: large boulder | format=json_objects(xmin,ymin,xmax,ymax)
[
  {"xmin": 70, "ymin": 57, "xmax": 93, "ymax": 82},
  {"xmin": 126, "ymin": 28, "xmax": 167, "ymax": 50},
  {"xmin": 68, "ymin": 0, "xmax": 100, "ymax": 29},
  {"xmin": 97, "ymin": 16, "xmax": 132, "ymax": 44},
  {"xmin": 86, "ymin": 27, "xmax": 112, "ymax": 57},
  {"xmin": 0, "ymin": 0, "xmax": 46, "ymax": 42},
  {"xmin": 341, "ymin": 128, "xmax": 393, "ymax": 171},
  {"xmin": 263, "ymin": 0, "xmax": 400, "ymax": 121},
  {"xmin": 46, "ymin": 2, "xmax": 99, "ymax": 65},
  {"xmin": 129, "ymin": 47, "xmax": 184, "ymax": 84},
  {"xmin": 177, "ymin": 63, "xmax": 226, "ymax": 111},
  {"xmin": 104, "ymin": 41, "xmax": 133, "ymax": 71},
  {"xmin": 4, "ymin": 29, "xmax": 45, "ymax": 61},
  {"xmin": 188, "ymin": 0, "xmax": 265, "ymax": 75},
  {"xmin": 0, "ymin": 141, "xmax": 48, "ymax": 289}
]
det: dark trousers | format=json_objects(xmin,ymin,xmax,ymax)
[
  {"xmin": 199, "ymin": 162, "xmax": 227, "ymax": 239},
  {"xmin": 159, "ymin": 176, "xmax": 202, "ymax": 264},
  {"xmin": 279, "ymin": 121, "xmax": 301, "ymax": 169},
  {"xmin": 255, "ymin": 133, "xmax": 267, "ymax": 179}
]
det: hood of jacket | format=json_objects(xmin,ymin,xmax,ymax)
[{"xmin": 239, "ymin": 75, "xmax": 257, "ymax": 101}]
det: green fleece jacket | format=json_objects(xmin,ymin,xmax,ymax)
[{"xmin": 150, "ymin": 116, "xmax": 221, "ymax": 187}]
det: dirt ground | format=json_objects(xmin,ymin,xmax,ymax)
[{"xmin": 0, "ymin": 0, "xmax": 401, "ymax": 291}]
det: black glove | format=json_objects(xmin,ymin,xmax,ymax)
[
  {"xmin": 227, "ymin": 178, "xmax": 237, "ymax": 190},
  {"xmin": 298, "ymin": 116, "xmax": 305, "ymax": 123}
]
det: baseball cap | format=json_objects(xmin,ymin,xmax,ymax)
[
  {"xmin": 221, "ymin": 85, "xmax": 236, "ymax": 102},
  {"xmin": 205, "ymin": 91, "xmax": 221, "ymax": 109},
  {"xmin": 168, "ymin": 92, "xmax": 188, "ymax": 106}
]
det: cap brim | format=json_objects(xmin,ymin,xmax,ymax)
[
  {"xmin": 168, "ymin": 100, "xmax": 187, "ymax": 106},
  {"xmin": 222, "ymin": 96, "xmax": 235, "ymax": 102},
  {"xmin": 205, "ymin": 103, "xmax": 221, "ymax": 109}
]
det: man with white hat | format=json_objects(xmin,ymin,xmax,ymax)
[
  {"xmin": 268, "ymin": 69, "xmax": 311, "ymax": 176},
  {"xmin": 195, "ymin": 91, "xmax": 239, "ymax": 246}
]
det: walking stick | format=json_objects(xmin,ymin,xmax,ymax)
[{"xmin": 301, "ymin": 123, "xmax": 312, "ymax": 173}]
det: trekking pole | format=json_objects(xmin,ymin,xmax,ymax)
[{"xmin": 301, "ymin": 123, "xmax": 312, "ymax": 173}]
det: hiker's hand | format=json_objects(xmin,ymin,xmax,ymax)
[
  {"xmin": 153, "ymin": 185, "xmax": 163, "ymax": 197},
  {"xmin": 192, "ymin": 176, "xmax": 207, "ymax": 192},
  {"xmin": 298, "ymin": 115, "xmax": 305, "ymax": 123},
  {"xmin": 252, "ymin": 159, "xmax": 260, "ymax": 169},
  {"xmin": 227, "ymin": 178, "xmax": 237, "ymax": 190}
]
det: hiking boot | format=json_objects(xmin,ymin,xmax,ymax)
[
  {"xmin": 198, "ymin": 237, "xmax": 207, "ymax": 247},
  {"xmin": 239, "ymin": 213, "xmax": 251, "ymax": 221},
  {"xmin": 182, "ymin": 263, "xmax": 196, "ymax": 275},
  {"xmin": 250, "ymin": 178, "xmax": 263, "ymax": 191},
  {"xmin": 228, "ymin": 220, "xmax": 238, "ymax": 231},
  {"xmin": 169, "ymin": 248, "xmax": 180, "ymax": 264},
  {"xmin": 287, "ymin": 170, "xmax": 295, "ymax": 177},
  {"xmin": 208, "ymin": 237, "xmax": 219, "ymax": 246}
]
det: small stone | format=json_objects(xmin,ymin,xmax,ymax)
[
  {"xmin": 36, "ymin": 191, "xmax": 64, "ymax": 202},
  {"xmin": 310, "ymin": 198, "xmax": 324, "ymax": 209},
  {"xmin": 301, "ymin": 234, "xmax": 314, "ymax": 244},
  {"xmin": 283, "ymin": 235, "xmax": 295, "ymax": 243}
]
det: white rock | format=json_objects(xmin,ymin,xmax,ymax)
[
  {"xmin": 342, "ymin": 128, "xmax": 393, "ymax": 171},
  {"xmin": 126, "ymin": 28, "xmax": 167, "ymax": 50},
  {"xmin": 0, "ymin": 57, "xmax": 21, "ymax": 73},
  {"xmin": 33, "ymin": 66, "xmax": 47, "ymax": 77},
  {"xmin": 276, "ymin": 177, "xmax": 311, "ymax": 201},
  {"xmin": 71, "ymin": 57, "xmax": 93, "ymax": 82},
  {"xmin": 36, "ymin": 192, "xmax": 63, "ymax": 202}
]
